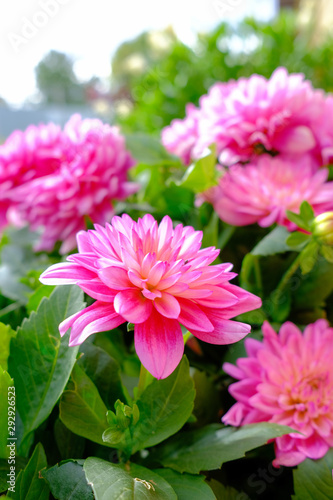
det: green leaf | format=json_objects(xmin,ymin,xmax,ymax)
[
  {"xmin": 292, "ymin": 449, "xmax": 333, "ymax": 500},
  {"xmin": 286, "ymin": 232, "xmax": 311, "ymax": 248},
  {"xmin": 53, "ymin": 418, "xmax": 85, "ymax": 461},
  {"xmin": 299, "ymin": 241, "xmax": 319, "ymax": 274},
  {"xmin": 251, "ymin": 226, "xmax": 291, "ymax": 256},
  {"xmin": 294, "ymin": 256, "xmax": 333, "ymax": 310},
  {"xmin": 286, "ymin": 210, "xmax": 311, "ymax": 231},
  {"xmin": 0, "ymin": 241, "xmax": 49, "ymax": 303},
  {"xmin": 78, "ymin": 342, "xmax": 126, "ymax": 409},
  {"xmin": 0, "ymin": 367, "xmax": 14, "ymax": 459},
  {"xmin": 174, "ymin": 145, "xmax": 218, "ymax": 193},
  {"xmin": 153, "ymin": 469, "xmax": 216, "ymax": 500},
  {"xmin": 206, "ymin": 480, "xmax": 249, "ymax": 500},
  {"xmin": 59, "ymin": 363, "xmax": 110, "ymax": 447},
  {"xmin": 239, "ymin": 254, "xmax": 263, "ymax": 297},
  {"xmin": 84, "ymin": 458, "xmax": 177, "ymax": 500},
  {"xmin": 41, "ymin": 459, "xmax": 94, "ymax": 500},
  {"xmin": 300, "ymin": 201, "xmax": 315, "ymax": 226},
  {"xmin": 152, "ymin": 423, "xmax": 293, "ymax": 474},
  {"xmin": 8, "ymin": 285, "xmax": 85, "ymax": 449},
  {"xmin": 320, "ymin": 244, "xmax": 333, "ymax": 263},
  {"xmin": 0, "ymin": 323, "xmax": 16, "ymax": 371},
  {"xmin": 0, "ymin": 457, "xmax": 27, "ymax": 494},
  {"xmin": 26, "ymin": 285, "xmax": 55, "ymax": 314},
  {"xmin": 132, "ymin": 357, "xmax": 196, "ymax": 453},
  {"xmin": 7, "ymin": 443, "xmax": 49, "ymax": 500},
  {"xmin": 125, "ymin": 133, "xmax": 177, "ymax": 165}
]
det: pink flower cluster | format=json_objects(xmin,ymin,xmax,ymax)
[
  {"xmin": 203, "ymin": 155, "xmax": 333, "ymax": 229},
  {"xmin": 1, "ymin": 114, "xmax": 136, "ymax": 253},
  {"xmin": 40, "ymin": 213, "xmax": 261, "ymax": 379},
  {"xmin": 222, "ymin": 320, "xmax": 333, "ymax": 467},
  {"xmin": 162, "ymin": 67, "xmax": 333, "ymax": 230},
  {"xmin": 162, "ymin": 67, "xmax": 330, "ymax": 167}
]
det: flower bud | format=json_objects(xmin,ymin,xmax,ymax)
[{"xmin": 311, "ymin": 212, "xmax": 333, "ymax": 245}]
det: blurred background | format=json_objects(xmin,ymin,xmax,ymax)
[{"xmin": 1, "ymin": 0, "xmax": 332, "ymax": 139}]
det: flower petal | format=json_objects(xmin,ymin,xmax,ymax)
[
  {"xmin": 59, "ymin": 302, "xmax": 124, "ymax": 345},
  {"xmin": 40, "ymin": 262, "xmax": 96, "ymax": 285},
  {"xmin": 114, "ymin": 289, "xmax": 152, "ymax": 323},
  {"xmin": 134, "ymin": 309, "xmax": 184, "ymax": 379}
]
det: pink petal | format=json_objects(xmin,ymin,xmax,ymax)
[
  {"xmin": 39, "ymin": 262, "xmax": 96, "ymax": 285},
  {"xmin": 134, "ymin": 309, "xmax": 184, "ymax": 379},
  {"xmin": 177, "ymin": 299, "xmax": 214, "ymax": 332},
  {"xmin": 154, "ymin": 292, "xmax": 180, "ymax": 319},
  {"xmin": 114, "ymin": 289, "xmax": 153, "ymax": 323},
  {"xmin": 190, "ymin": 318, "xmax": 250, "ymax": 345},
  {"xmin": 59, "ymin": 302, "xmax": 124, "ymax": 345},
  {"xmin": 98, "ymin": 266, "xmax": 133, "ymax": 290}
]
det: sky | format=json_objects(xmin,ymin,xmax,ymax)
[{"xmin": 0, "ymin": 0, "xmax": 278, "ymax": 107}]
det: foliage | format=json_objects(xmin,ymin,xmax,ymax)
[{"xmin": 113, "ymin": 11, "xmax": 333, "ymax": 134}]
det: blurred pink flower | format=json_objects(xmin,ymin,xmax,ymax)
[
  {"xmin": 6, "ymin": 115, "xmax": 137, "ymax": 253},
  {"xmin": 0, "ymin": 122, "xmax": 68, "ymax": 231},
  {"xmin": 162, "ymin": 67, "xmax": 328, "ymax": 167},
  {"xmin": 203, "ymin": 155, "xmax": 333, "ymax": 229},
  {"xmin": 40, "ymin": 213, "xmax": 261, "ymax": 379},
  {"xmin": 161, "ymin": 104, "xmax": 200, "ymax": 165},
  {"xmin": 222, "ymin": 319, "xmax": 333, "ymax": 467}
]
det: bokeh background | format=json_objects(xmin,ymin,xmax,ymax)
[{"xmin": 1, "ymin": 0, "xmax": 332, "ymax": 140}]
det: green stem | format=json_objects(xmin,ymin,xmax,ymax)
[
  {"xmin": 136, "ymin": 364, "xmax": 154, "ymax": 399},
  {"xmin": 272, "ymin": 253, "xmax": 302, "ymax": 306},
  {"xmin": 0, "ymin": 302, "xmax": 21, "ymax": 318}
]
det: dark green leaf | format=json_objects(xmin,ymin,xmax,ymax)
[
  {"xmin": 152, "ymin": 423, "xmax": 293, "ymax": 474},
  {"xmin": 0, "ymin": 457, "xmax": 27, "ymax": 494},
  {"xmin": 84, "ymin": 457, "xmax": 177, "ymax": 499},
  {"xmin": 153, "ymin": 468, "xmax": 216, "ymax": 500},
  {"xmin": 239, "ymin": 254, "xmax": 263, "ymax": 297},
  {"xmin": 132, "ymin": 357, "xmax": 196, "ymax": 453},
  {"xmin": 53, "ymin": 418, "xmax": 85, "ymax": 461},
  {"xmin": 0, "ymin": 323, "xmax": 16, "ymax": 371},
  {"xmin": 206, "ymin": 479, "xmax": 250, "ymax": 500},
  {"xmin": 251, "ymin": 226, "xmax": 291, "ymax": 256},
  {"xmin": 294, "ymin": 255, "xmax": 333, "ymax": 310},
  {"xmin": 59, "ymin": 363, "xmax": 110, "ymax": 447},
  {"xmin": 8, "ymin": 286, "xmax": 84, "ymax": 450},
  {"xmin": 292, "ymin": 449, "xmax": 333, "ymax": 500},
  {"xmin": 41, "ymin": 459, "xmax": 94, "ymax": 500},
  {"xmin": 7, "ymin": 443, "xmax": 49, "ymax": 500},
  {"xmin": 0, "ymin": 367, "xmax": 14, "ymax": 459},
  {"xmin": 78, "ymin": 342, "xmax": 126, "ymax": 409}
]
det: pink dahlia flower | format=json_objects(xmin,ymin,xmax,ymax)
[
  {"xmin": 161, "ymin": 104, "xmax": 200, "ymax": 165},
  {"xmin": 0, "ymin": 122, "xmax": 68, "ymax": 231},
  {"xmin": 6, "ymin": 115, "xmax": 137, "ymax": 253},
  {"xmin": 162, "ymin": 67, "xmax": 328, "ymax": 167},
  {"xmin": 222, "ymin": 320, "xmax": 333, "ymax": 467},
  {"xmin": 40, "ymin": 214, "xmax": 261, "ymax": 379},
  {"xmin": 203, "ymin": 155, "xmax": 333, "ymax": 229}
]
